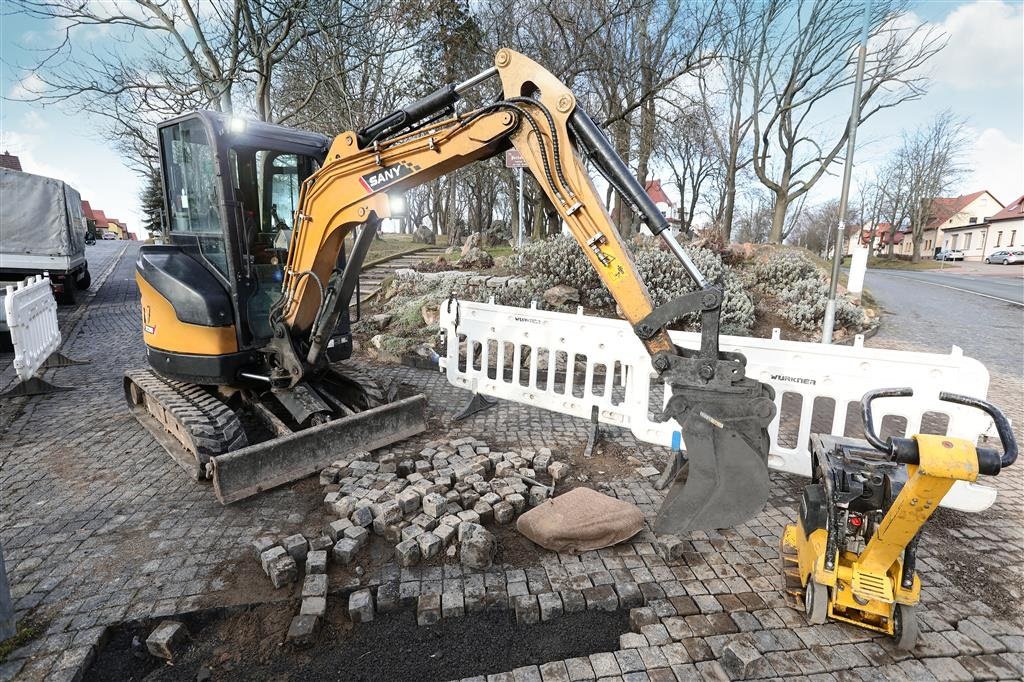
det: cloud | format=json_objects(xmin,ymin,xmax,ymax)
[
  {"xmin": 8, "ymin": 73, "xmax": 45, "ymax": 100},
  {"xmin": 927, "ymin": 1, "xmax": 1024, "ymax": 90},
  {"xmin": 968, "ymin": 127, "xmax": 1023, "ymax": 205}
]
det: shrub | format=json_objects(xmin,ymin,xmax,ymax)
[
  {"xmin": 777, "ymin": 278, "xmax": 865, "ymax": 333},
  {"xmin": 753, "ymin": 250, "xmax": 819, "ymax": 290}
]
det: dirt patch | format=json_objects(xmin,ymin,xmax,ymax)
[
  {"xmin": 573, "ymin": 440, "xmax": 650, "ymax": 484},
  {"xmin": 86, "ymin": 601, "xmax": 628, "ymax": 681}
]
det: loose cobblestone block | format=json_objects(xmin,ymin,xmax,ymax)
[
  {"xmin": 458, "ymin": 509, "xmax": 482, "ymax": 525},
  {"xmin": 412, "ymin": 512, "xmax": 439, "ymax": 530},
  {"xmin": 283, "ymin": 534, "xmax": 308, "ymax": 564},
  {"xmin": 379, "ymin": 453, "xmax": 397, "ymax": 473},
  {"xmin": 303, "ymin": 573, "xmax": 328, "ymax": 598},
  {"xmin": 287, "ymin": 615, "xmax": 319, "ymax": 646},
  {"xmin": 418, "ymin": 532, "xmax": 442, "ymax": 559},
  {"xmin": 306, "ymin": 550, "xmax": 327, "ymax": 574},
  {"xmin": 560, "ymin": 590, "xmax": 586, "ymax": 614},
  {"xmin": 547, "ymin": 461, "xmax": 569, "ymax": 481},
  {"xmin": 506, "ymin": 493, "xmax": 527, "ymax": 514},
  {"xmin": 655, "ymin": 535, "xmax": 686, "ymax": 561},
  {"xmin": 301, "ymin": 597, "xmax": 327, "ymax": 618},
  {"xmin": 320, "ymin": 467, "xmax": 339, "ymax": 485},
  {"xmin": 720, "ymin": 638, "xmax": 770, "ymax": 675},
  {"xmin": 583, "ymin": 584, "xmax": 618, "ymax": 612},
  {"xmin": 332, "ymin": 496, "xmax": 355, "ymax": 518},
  {"xmin": 460, "ymin": 523, "xmax": 497, "ymax": 570},
  {"xmin": 343, "ymin": 525, "xmax": 369, "ymax": 547},
  {"xmin": 515, "ymin": 594, "xmax": 541, "ymax": 625},
  {"xmin": 397, "ymin": 488, "xmax": 421, "ymax": 514},
  {"xmin": 323, "ymin": 492, "xmax": 341, "ymax": 508},
  {"xmin": 260, "ymin": 545, "xmax": 286, "ymax": 573},
  {"xmin": 348, "ymin": 588, "xmax": 374, "ymax": 623},
  {"xmin": 534, "ymin": 451, "xmax": 552, "ymax": 471},
  {"xmin": 376, "ymin": 581, "xmax": 400, "ymax": 613},
  {"xmin": 423, "ymin": 492, "xmax": 447, "ymax": 518},
  {"xmin": 332, "ymin": 538, "xmax": 359, "ymax": 565},
  {"xmin": 539, "ymin": 661, "xmax": 569, "ymax": 682},
  {"xmin": 630, "ymin": 607, "xmax": 659, "ymax": 631},
  {"xmin": 268, "ymin": 554, "xmax": 298, "ymax": 588},
  {"xmin": 252, "ymin": 536, "xmax": 276, "ymax": 559},
  {"xmin": 351, "ymin": 505, "xmax": 374, "ymax": 527},
  {"xmin": 401, "ymin": 525, "xmax": 424, "ymax": 542},
  {"xmin": 435, "ymin": 522, "xmax": 457, "ymax": 546},
  {"xmin": 396, "ymin": 538, "xmax": 421, "ymax": 567},
  {"xmin": 619, "ymin": 632, "xmax": 648, "ymax": 648},
  {"xmin": 418, "ymin": 593, "xmax": 441, "ymax": 626},
  {"xmin": 473, "ymin": 500, "xmax": 493, "ymax": 523},
  {"xmin": 146, "ymin": 620, "xmax": 188, "ymax": 660},
  {"xmin": 538, "ymin": 592, "xmax": 563, "ymax": 622},
  {"xmin": 325, "ymin": 519, "xmax": 352, "ymax": 542},
  {"xmin": 442, "ymin": 591, "xmax": 465, "ymax": 618},
  {"xmin": 490, "ymin": 500, "xmax": 515, "ymax": 525},
  {"xmin": 564, "ymin": 657, "xmax": 595, "ymax": 681}
]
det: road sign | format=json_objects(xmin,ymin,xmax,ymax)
[{"xmin": 505, "ymin": 149, "xmax": 528, "ymax": 168}]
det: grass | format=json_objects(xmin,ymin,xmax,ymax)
[{"xmin": 0, "ymin": 621, "xmax": 40, "ymax": 664}]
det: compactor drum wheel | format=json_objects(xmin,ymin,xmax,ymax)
[
  {"xmin": 805, "ymin": 581, "xmax": 829, "ymax": 625},
  {"xmin": 894, "ymin": 604, "xmax": 919, "ymax": 650},
  {"xmin": 779, "ymin": 525, "xmax": 805, "ymax": 609}
]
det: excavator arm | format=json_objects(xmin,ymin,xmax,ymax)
[{"xmin": 273, "ymin": 48, "xmax": 776, "ymax": 534}]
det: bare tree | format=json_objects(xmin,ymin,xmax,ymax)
[
  {"xmin": 890, "ymin": 111, "xmax": 969, "ymax": 263},
  {"xmin": 747, "ymin": 0, "xmax": 946, "ymax": 243}
]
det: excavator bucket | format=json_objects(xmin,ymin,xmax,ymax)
[
  {"xmin": 652, "ymin": 383, "xmax": 776, "ymax": 535},
  {"xmin": 211, "ymin": 394, "xmax": 427, "ymax": 504}
]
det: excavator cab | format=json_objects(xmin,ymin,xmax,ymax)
[{"xmin": 140, "ymin": 111, "xmax": 345, "ymax": 383}]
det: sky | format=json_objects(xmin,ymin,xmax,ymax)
[{"xmin": 1, "ymin": 0, "xmax": 1022, "ymax": 238}]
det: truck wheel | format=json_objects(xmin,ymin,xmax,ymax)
[
  {"xmin": 894, "ymin": 604, "xmax": 919, "ymax": 650},
  {"xmin": 75, "ymin": 269, "xmax": 92, "ymax": 290},
  {"xmin": 56, "ymin": 281, "xmax": 76, "ymax": 305},
  {"xmin": 805, "ymin": 581, "xmax": 829, "ymax": 625}
]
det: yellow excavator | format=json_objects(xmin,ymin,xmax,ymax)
[{"xmin": 126, "ymin": 49, "xmax": 776, "ymax": 533}]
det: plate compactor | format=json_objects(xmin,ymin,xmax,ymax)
[{"xmin": 781, "ymin": 388, "xmax": 1017, "ymax": 649}]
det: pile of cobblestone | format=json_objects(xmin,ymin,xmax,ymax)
[
  {"xmin": 251, "ymin": 438, "xmax": 573, "ymax": 640},
  {"xmin": 318, "ymin": 438, "xmax": 569, "ymax": 571}
]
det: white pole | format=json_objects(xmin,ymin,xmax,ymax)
[{"xmin": 517, "ymin": 167, "xmax": 525, "ymax": 250}]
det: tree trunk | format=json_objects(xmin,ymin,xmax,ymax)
[
  {"xmin": 768, "ymin": 196, "xmax": 787, "ymax": 244},
  {"xmin": 720, "ymin": 165, "xmax": 737, "ymax": 241}
]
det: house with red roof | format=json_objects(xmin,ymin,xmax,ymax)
[
  {"xmin": 0, "ymin": 151, "xmax": 23, "ymax": 171},
  {"xmin": 986, "ymin": 194, "xmax": 1022, "ymax": 252},
  {"xmin": 891, "ymin": 190, "xmax": 1003, "ymax": 260}
]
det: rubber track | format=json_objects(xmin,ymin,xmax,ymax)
[
  {"xmin": 125, "ymin": 369, "xmax": 248, "ymax": 467},
  {"xmin": 330, "ymin": 361, "xmax": 388, "ymax": 407}
]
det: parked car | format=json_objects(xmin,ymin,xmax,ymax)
[
  {"xmin": 101, "ymin": 232, "xmax": 118, "ymax": 240},
  {"xmin": 935, "ymin": 249, "xmax": 964, "ymax": 261},
  {"xmin": 984, "ymin": 249, "xmax": 1024, "ymax": 265}
]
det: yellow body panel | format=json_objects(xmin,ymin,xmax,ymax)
[{"xmin": 137, "ymin": 274, "xmax": 238, "ymax": 355}]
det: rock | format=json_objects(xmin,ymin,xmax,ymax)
[
  {"xmin": 413, "ymin": 225, "xmax": 436, "ymax": 244},
  {"xmin": 146, "ymin": 621, "xmax": 188, "ymax": 660},
  {"xmin": 543, "ymin": 285, "xmax": 579, "ymax": 307},
  {"xmin": 349, "ymin": 588, "xmax": 375, "ymax": 623},
  {"xmin": 459, "ymin": 523, "xmax": 497, "ymax": 570},
  {"xmin": 461, "ymin": 232, "xmax": 481, "ymax": 256},
  {"xmin": 421, "ymin": 303, "xmax": 440, "ymax": 326},
  {"xmin": 370, "ymin": 313, "xmax": 392, "ymax": 329},
  {"xmin": 445, "ymin": 246, "xmax": 460, "ymax": 258},
  {"xmin": 548, "ymin": 461, "xmax": 570, "ymax": 482},
  {"xmin": 286, "ymin": 615, "xmax": 320, "ymax": 646},
  {"xmin": 459, "ymin": 246, "xmax": 493, "ymax": 269}
]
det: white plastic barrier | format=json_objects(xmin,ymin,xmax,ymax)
[
  {"xmin": 4, "ymin": 274, "xmax": 61, "ymax": 382},
  {"xmin": 439, "ymin": 299, "xmax": 996, "ymax": 512}
]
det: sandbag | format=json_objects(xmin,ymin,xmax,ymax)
[{"xmin": 516, "ymin": 487, "xmax": 644, "ymax": 553}]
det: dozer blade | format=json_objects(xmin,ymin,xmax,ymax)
[
  {"xmin": 211, "ymin": 394, "xmax": 427, "ymax": 504},
  {"xmin": 652, "ymin": 392, "xmax": 773, "ymax": 535}
]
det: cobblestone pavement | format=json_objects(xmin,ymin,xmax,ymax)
[{"xmin": 1, "ymin": 244, "xmax": 1021, "ymax": 681}]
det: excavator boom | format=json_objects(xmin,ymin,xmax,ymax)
[{"xmin": 264, "ymin": 49, "xmax": 776, "ymax": 533}]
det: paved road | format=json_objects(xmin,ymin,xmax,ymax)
[
  {"xmin": 867, "ymin": 268, "xmax": 1024, "ymax": 306},
  {"xmin": 865, "ymin": 268, "xmax": 1024, "ymax": 376}
]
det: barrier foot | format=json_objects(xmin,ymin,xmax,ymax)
[
  {"xmin": 41, "ymin": 352, "xmax": 89, "ymax": 369},
  {"xmin": 584, "ymin": 405, "xmax": 602, "ymax": 458},
  {"xmin": 452, "ymin": 392, "xmax": 498, "ymax": 422},
  {"xmin": 0, "ymin": 376, "xmax": 75, "ymax": 399}
]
